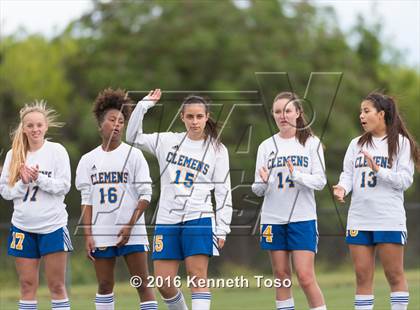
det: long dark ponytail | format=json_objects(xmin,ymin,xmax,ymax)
[
  {"xmin": 358, "ymin": 92, "xmax": 419, "ymax": 169},
  {"xmin": 181, "ymin": 95, "xmax": 220, "ymax": 146},
  {"xmin": 273, "ymin": 92, "xmax": 313, "ymax": 146}
]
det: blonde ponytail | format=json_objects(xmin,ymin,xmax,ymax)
[{"xmin": 8, "ymin": 123, "xmax": 29, "ymax": 186}]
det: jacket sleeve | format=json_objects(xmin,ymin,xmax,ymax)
[
  {"xmin": 35, "ymin": 145, "xmax": 71, "ymax": 196},
  {"xmin": 290, "ymin": 137, "xmax": 327, "ymax": 191},
  {"xmin": 133, "ymin": 150, "xmax": 153, "ymax": 202},
  {"xmin": 251, "ymin": 144, "xmax": 269, "ymax": 197},
  {"xmin": 213, "ymin": 145, "xmax": 233, "ymax": 240},
  {"xmin": 338, "ymin": 140, "xmax": 355, "ymax": 195},
  {"xmin": 126, "ymin": 98, "xmax": 160, "ymax": 157},
  {"xmin": 75, "ymin": 156, "xmax": 93, "ymax": 206},
  {"xmin": 376, "ymin": 137, "xmax": 414, "ymax": 191}
]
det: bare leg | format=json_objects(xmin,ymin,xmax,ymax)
[
  {"xmin": 269, "ymin": 250, "xmax": 293, "ymax": 301},
  {"xmin": 377, "ymin": 243, "xmax": 407, "ymax": 292},
  {"xmin": 15, "ymin": 257, "xmax": 40, "ymax": 301},
  {"xmin": 292, "ymin": 250, "xmax": 325, "ymax": 308},
  {"xmin": 349, "ymin": 245, "xmax": 376, "ymax": 295},
  {"xmin": 124, "ymin": 252, "xmax": 156, "ymax": 302},
  {"xmin": 153, "ymin": 260, "xmax": 180, "ymax": 299},
  {"xmin": 44, "ymin": 252, "xmax": 69, "ymax": 300}
]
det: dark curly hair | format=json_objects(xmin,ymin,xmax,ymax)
[{"xmin": 93, "ymin": 88, "xmax": 133, "ymax": 124}]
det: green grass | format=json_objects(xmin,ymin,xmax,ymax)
[{"xmin": 0, "ymin": 269, "xmax": 419, "ymax": 309}]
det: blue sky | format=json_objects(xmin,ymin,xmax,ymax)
[{"xmin": 1, "ymin": 0, "xmax": 419, "ymax": 68}]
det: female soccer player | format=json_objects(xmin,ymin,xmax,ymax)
[
  {"xmin": 333, "ymin": 92, "xmax": 418, "ymax": 310},
  {"xmin": 75, "ymin": 88, "xmax": 157, "ymax": 310},
  {"xmin": 252, "ymin": 92, "xmax": 327, "ymax": 310},
  {"xmin": 0, "ymin": 101, "xmax": 72, "ymax": 310},
  {"xmin": 126, "ymin": 90, "xmax": 232, "ymax": 310}
]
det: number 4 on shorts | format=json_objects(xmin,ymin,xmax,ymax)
[{"xmin": 262, "ymin": 225, "xmax": 273, "ymax": 243}]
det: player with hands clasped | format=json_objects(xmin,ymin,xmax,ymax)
[
  {"xmin": 126, "ymin": 89, "xmax": 233, "ymax": 310},
  {"xmin": 333, "ymin": 92, "xmax": 419, "ymax": 310},
  {"xmin": 252, "ymin": 92, "xmax": 327, "ymax": 310},
  {"xmin": 76, "ymin": 89, "xmax": 157, "ymax": 310},
  {"xmin": 0, "ymin": 101, "xmax": 72, "ymax": 310}
]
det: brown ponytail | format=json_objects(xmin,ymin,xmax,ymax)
[{"xmin": 358, "ymin": 92, "xmax": 419, "ymax": 170}]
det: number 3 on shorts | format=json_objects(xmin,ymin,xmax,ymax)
[
  {"xmin": 153, "ymin": 235, "xmax": 163, "ymax": 252},
  {"xmin": 10, "ymin": 232, "xmax": 25, "ymax": 250}
]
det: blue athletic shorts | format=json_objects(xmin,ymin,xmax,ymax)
[
  {"xmin": 260, "ymin": 220, "xmax": 318, "ymax": 253},
  {"xmin": 346, "ymin": 230, "xmax": 407, "ymax": 245},
  {"xmin": 8, "ymin": 224, "xmax": 73, "ymax": 258},
  {"xmin": 92, "ymin": 244, "xmax": 149, "ymax": 258},
  {"xmin": 152, "ymin": 217, "xmax": 218, "ymax": 260}
]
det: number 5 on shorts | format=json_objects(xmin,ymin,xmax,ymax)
[
  {"xmin": 154, "ymin": 235, "xmax": 163, "ymax": 252},
  {"xmin": 10, "ymin": 232, "xmax": 25, "ymax": 250}
]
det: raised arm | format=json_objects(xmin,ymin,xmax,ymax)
[{"xmin": 126, "ymin": 89, "xmax": 162, "ymax": 155}]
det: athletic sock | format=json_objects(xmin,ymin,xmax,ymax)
[
  {"xmin": 95, "ymin": 293, "xmax": 114, "ymax": 310},
  {"xmin": 162, "ymin": 290, "xmax": 188, "ymax": 310},
  {"xmin": 52, "ymin": 298, "xmax": 70, "ymax": 310},
  {"xmin": 140, "ymin": 300, "xmax": 158, "ymax": 310},
  {"xmin": 390, "ymin": 291, "xmax": 409, "ymax": 310},
  {"xmin": 276, "ymin": 298, "xmax": 295, "ymax": 310},
  {"xmin": 354, "ymin": 294, "xmax": 374, "ymax": 310},
  {"xmin": 191, "ymin": 292, "xmax": 211, "ymax": 310},
  {"xmin": 18, "ymin": 300, "xmax": 37, "ymax": 310}
]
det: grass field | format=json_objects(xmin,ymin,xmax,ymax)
[{"xmin": 0, "ymin": 269, "xmax": 418, "ymax": 309}]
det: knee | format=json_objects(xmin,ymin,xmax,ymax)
[
  {"xmin": 157, "ymin": 285, "xmax": 177, "ymax": 299},
  {"xmin": 187, "ymin": 269, "xmax": 207, "ymax": 289},
  {"xmin": 48, "ymin": 280, "xmax": 67, "ymax": 296},
  {"xmin": 384, "ymin": 269, "xmax": 405, "ymax": 287},
  {"xmin": 20, "ymin": 278, "xmax": 38, "ymax": 295},
  {"xmin": 153, "ymin": 271, "xmax": 177, "ymax": 295},
  {"xmin": 273, "ymin": 267, "xmax": 291, "ymax": 280},
  {"xmin": 157, "ymin": 285, "xmax": 169, "ymax": 295},
  {"xmin": 136, "ymin": 278, "xmax": 152, "ymax": 295},
  {"xmin": 187, "ymin": 265, "xmax": 207, "ymax": 280},
  {"xmin": 296, "ymin": 270, "xmax": 315, "ymax": 289},
  {"xmin": 354, "ymin": 267, "xmax": 373, "ymax": 285},
  {"xmin": 97, "ymin": 279, "xmax": 114, "ymax": 295}
]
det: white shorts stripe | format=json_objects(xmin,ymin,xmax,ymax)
[
  {"xmin": 401, "ymin": 231, "xmax": 407, "ymax": 245},
  {"xmin": 62, "ymin": 227, "xmax": 73, "ymax": 251},
  {"xmin": 211, "ymin": 217, "xmax": 220, "ymax": 256}
]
